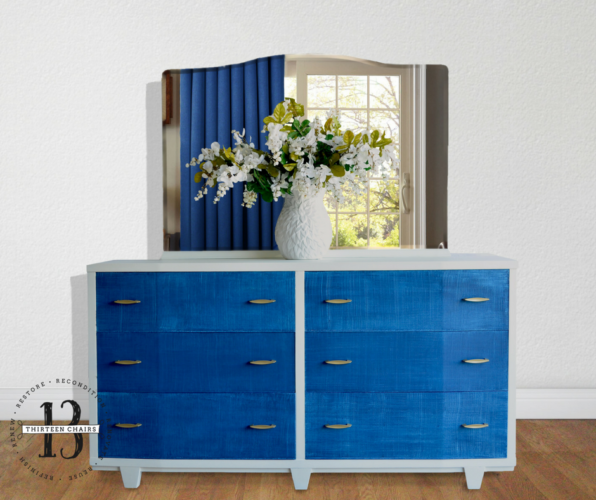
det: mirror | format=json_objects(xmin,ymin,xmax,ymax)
[{"xmin": 162, "ymin": 55, "xmax": 447, "ymax": 252}]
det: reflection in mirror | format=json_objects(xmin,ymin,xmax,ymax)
[{"xmin": 162, "ymin": 55, "xmax": 447, "ymax": 252}]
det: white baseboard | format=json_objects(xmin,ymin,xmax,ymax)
[
  {"xmin": 516, "ymin": 389, "xmax": 596, "ymax": 419},
  {"xmin": 1, "ymin": 388, "xmax": 595, "ymax": 421}
]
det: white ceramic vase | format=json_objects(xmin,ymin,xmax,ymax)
[{"xmin": 275, "ymin": 190, "xmax": 333, "ymax": 260}]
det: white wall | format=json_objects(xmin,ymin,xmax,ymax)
[{"xmin": 1, "ymin": 1, "xmax": 595, "ymax": 392}]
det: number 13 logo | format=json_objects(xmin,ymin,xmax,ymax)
[{"xmin": 38, "ymin": 400, "xmax": 83, "ymax": 459}]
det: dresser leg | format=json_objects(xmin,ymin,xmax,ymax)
[
  {"xmin": 120, "ymin": 466, "xmax": 142, "ymax": 488},
  {"xmin": 291, "ymin": 468, "xmax": 312, "ymax": 490},
  {"xmin": 464, "ymin": 466, "xmax": 485, "ymax": 489}
]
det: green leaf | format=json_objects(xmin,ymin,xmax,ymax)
[
  {"xmin": 194, "ymin": 172, "xmax": 201, "ymax": 183},
  {"xmin": 343, "ymin": 130, "xmax": 354, "ymax": 145},
  {"xmin": 286, "ymin": 98, "xmax": 305, "ymax": 117},
  {"xmin": 330, "ymin": 164, "xmax": 345, "ymax": 177},
  {"xmin": 261, "ymin": 190, "xmax": 273, "ymax": 203},
  {"xmin": 329, "ymin": 152, "xmax": 340, "ymax": 166},
  {"xmin": 273, "ymin": 102, "xmax": 286, "ymax": 122},
  {"xmin": 267, "ymin": 165, "xmax": 280, "ymax": 177},
  {"xmin": 283, "ymin": 162, "xmax": 297, "ymax": 171},
  {"xmin": 324, "ymin": 118, "xmax": 333, "ymax": 132},
  {"xmin": 290, "ymin": 152, "xmax": 301, "ymax": 162}
]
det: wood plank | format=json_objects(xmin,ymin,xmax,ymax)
[
  {"xmin": 1, "ymin": 423, "xmax": 76, "ymax": 500},
  {"xmin": 494, "ymin": 466, "xmax": 549, "ymax": 500},
  {"xmin": 355, "ymin": 472, "xmax": 379, "ymax": 500},
  {"xmin": 321, "ymin": 473, "xmax": 361, "ymax": 500},
  {"xmin": 532, "ymin": 450, "xmax": 596, "ymax": 499},
  {"xmin": 171, "ymin": 472, "xmax": 202, "ymax": 500},
  {"xmin": 518, "ymin": 451, "xmax": 594, "ymax": 500},
  {"xmin": 368, "ymin": 474, "xmax": 411, "ymax": 500}
]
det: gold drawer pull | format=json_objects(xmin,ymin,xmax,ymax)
[
  {"xmin": 114, "ymin": 360, "xmax": 142, "ymax": 365},
  {"xmin": 325, "ymin": 360, "xmax": 352, "ymax": 365},
  {"xmin": 462, "ymin": 423, "xmax": 489, "ymax": 429},
  {"xmin": 249, "ymin": 360, "xmax": 276, "ymax": 365},
  {"xmin": 325, "ymin": 299, "xmax": 352, "ymax": 304},
  {"xmin": 249, "ymin": 299, "xmax": 276, "ymax": 304},
  {"xmin": 325, "ymin": 424, "xmax": 352, "ymax": 429},
  {"xmin": 113, "ymin": 300, "xmax": 141, "ymax": 305},
  {"xmin": 463, "ymin": 358, "xmax": 489, "ymax": 364},
  {"xmin": 115, "ymin": 423, "xmax": 142, "ymax": 428},
  {"xmin": 463, "ymin": 297, "xmax": 490, "ymax": 302},
  {"xmin": 249, "ymin": 424, "xmax": 276, "ymax": 430}
]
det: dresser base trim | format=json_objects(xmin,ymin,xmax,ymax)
[
  {"xmin": 91, "ymin": 458, "xmax": 515, "ymax": 469},
  {"xmin": 92, "ymin": 464, "xmax": 513, "ymax": 491}
]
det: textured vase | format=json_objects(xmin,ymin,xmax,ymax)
[{"xmin": 275, "ymin": 190, "xmax": 333, "ymax": 260}]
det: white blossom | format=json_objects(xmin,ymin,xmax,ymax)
[{"xmin": 189, "ymin": 98, "xmax": 399, "ymax": 209}]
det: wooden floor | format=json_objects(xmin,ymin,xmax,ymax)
[{"xmin": 1, "ymin": 420, "xmax": 594, "ymax": 500}]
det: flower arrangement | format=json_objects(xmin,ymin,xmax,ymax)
[{"xmin": 186, "ymin": 98, "xmax": 399, "ymax": 208}]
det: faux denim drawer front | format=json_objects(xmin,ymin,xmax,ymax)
[
  {"xmin": 306, "ymin": 331, "xmax": 508, "ymax": 392},
  {"xmin": 98, "ymin": 392, "xmax": 295, "ymax": 459},
  {"xmin": 306, "ymin": 392, "xmax": 508, "ymax": 459},
  {"xmin": 96, "ymin": 272, "xmax": 295, "ymax": 332},
  {"xmin": 97, "ymin": 332, "xmax": 295, "ymax": 393},
  {"xmin": 305, "ymin": 270, "xmax": 509, "ymax": 332}
]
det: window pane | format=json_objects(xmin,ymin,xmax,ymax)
[
  {"xmin": 308, "ymin": 75, "xmax": 336, "ymax": 108},
  {"xmin": 305, "ymin": 71, "xmax": 403, "ymax": 250},
  {"xmin": 338, "ymin": 75, "xmax": 367, "ymax": 108},
  {"xmin": 306, "ymin": 109, "xmax": 329, "ymax": 122},
  {"xmin": 335, "ymin": 214, "xmax": 368, "ymax": 249},
  {"xmin": 285, "ymin": 77, "xmax": 297, "ymax": 100},
  {"xmin": 369, "ymin": 110, "xmax": 399, "ymax": 143},
  {"xmin": 337, "ymin": 181, "xmax": 368, "ymax": 213},
  {"xmin": 370, "ymin": 76, "xmax": 399, "ymax": 109},
  {"xmin": 369, "ymin": 214, "xmax": 400, "ymax": 248},
  {"xmin": 328, "ymin": 212, "xmax": 337, "ymax": 248},
  {"xmin": 341, "ymin": 110, "xmax": 368, "ymax": 135},
  {"xmin": 369, "ymin": 179, "xmax": 400, "ymax": 213}
]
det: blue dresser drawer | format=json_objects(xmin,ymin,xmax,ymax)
[
  {"xmin": 306, "ymin": 331, "xmax": 508, "ymax": 392},
  {"xmin": 96, "ymin": 272, "xmax": 295, "ymax": 332},
  {"xmin": 305, "ymin": 270, "xmax": 509, "ymax": 332},
  {"xmin": 98, "ymin": 392, "xmax": 295, "ymax": 459},
  {"xmin": 306, "ymin": 392, "xmax": 508, "ymax": 459},
  {"xmin": 97, "ymin": 332, "xmax": 295, "ymax": 393}
]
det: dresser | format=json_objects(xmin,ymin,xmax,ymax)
[{"xmin": 87, "ymin": 251, "xmax": 516, "ymax": 490}]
